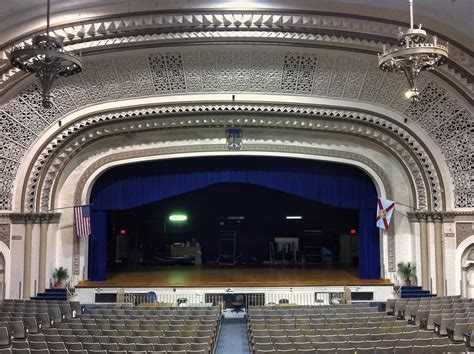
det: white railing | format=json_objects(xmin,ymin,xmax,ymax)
[
  {"xmin": 117, "ymin": 291, "xmax": 206, "ymax": 306},
  {"xmin": 112, "ymin": 288, "xmax": 346, "ymax": 307}
]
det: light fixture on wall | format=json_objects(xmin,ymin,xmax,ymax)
[
  {"xmin": 9, "ymin": 0, "xmax": 82, "ymax": 108},
  {"xmin": 378, "ymin": 0, "xmax": 448, "ymax": 102}
]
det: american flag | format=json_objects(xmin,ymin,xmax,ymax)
[{"xmin": 74, "ymin": 205, "xmax": 91, "ymax": 237}]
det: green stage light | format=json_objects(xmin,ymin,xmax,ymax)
[{"xmin": 169, "ymin": 214, "xmax": 187, "ymax": 222}]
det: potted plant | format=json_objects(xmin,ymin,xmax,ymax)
[
  {"xmin": 53, "ymin": 267, "xmax": 69, "ymax": 288},
  {"xmin": 397, "ymin": 261, "xmax": 417, "ymax": 286}
]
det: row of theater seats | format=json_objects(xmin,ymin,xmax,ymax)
[
  {"xmin": 0, "ymin": 300, "xmax": 221, "ymax": 354},
  {"xmin": 248, "ymin": 303, "xmax": 470, "ymax": 353},
  {"xmin": 84, "ymin": 308, "xmax": 217, "ymax": 317},
  {"xmin": 248, "ymin": 303, "xmax": 375, "ymax": 316},
  {"xmin": 387, "ymin": 296, "xmax": 473, "ymax": 319},
  {"xmin": 388, "ymin": 295, "xmax": 474, "ymax": 349}
]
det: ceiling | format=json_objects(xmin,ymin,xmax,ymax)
[{"xmin": 0, "ymin": 0, "xmax": 472, "ymax": 46}]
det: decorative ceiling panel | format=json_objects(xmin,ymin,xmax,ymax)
[{"xmin": 1, "ymin": 10, "xmax": 471, "ymax": 99}]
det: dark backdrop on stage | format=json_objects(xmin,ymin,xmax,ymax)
[
  {"xmin": 89, "ymin": 156, "xmax": 380, "ymax": 281},
  {"xmin": 107, "ymin": 183, "xmax": 359, "ymax": 267}
]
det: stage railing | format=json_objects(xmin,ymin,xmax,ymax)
[
  {"xmin": 266, "ymin": 291, "xmax": 345, "ymax": 306},
  {"xmin": 118, "ymin": 291, "xmax": 206, "ymax": 306},
  {"xmin": 115, "ymin": 289, "xmax": 346, "ymax": 307}
]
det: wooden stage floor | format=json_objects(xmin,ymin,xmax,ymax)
[{"xmin": 77, "ymin": 266, "xmax": 392, "ymax": 288}]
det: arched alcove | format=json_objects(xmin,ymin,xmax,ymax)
[
  {"xmin": 454, "ymin": 235, "xmax": 474, "ymax": 296},
  {"xmin": 461, "ymin": 242, "xmax": 474, "ymax": 297}
]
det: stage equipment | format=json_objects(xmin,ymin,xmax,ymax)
[
  {"xmin": 9, "ymin": 0, "xmax": 82, "ymax": 108},
  {"xmin": 301, "ymin": 230, "xmax": 323, "ymax": 265},
  {"xmin": 378, "ymin": 0, "xmax": 448, "ymax": 102},
  {"xmin": 270, "ymin": 237, "xmax": 298, "ymax": 265},
  {"xmin": 218, "ymin": 231, "xmax": 237, "ymax": 265},
  {"xmin": 170, "ymin": 243, "xmax": 201, "ymax": 265}
]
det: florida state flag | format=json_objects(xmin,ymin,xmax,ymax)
[{"xmin": 376, "ymin": 197, "xmax": 395, "ymax": 229}]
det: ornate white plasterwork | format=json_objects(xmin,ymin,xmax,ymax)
[
  {"xmin": 1, "ymin": 10, "xmax": 471, "ymax": 93},
  {"xmin": 27, "ymin": 104, "xmax": 432, "ymax": 215},
  {"xmin": 0, "ymin": 46, "xmax": 471, "ymax": 211}
]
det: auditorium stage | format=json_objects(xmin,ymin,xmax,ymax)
[{"xmin": 77, "ymin": 266, "xmax": 392, "ymax": 288}]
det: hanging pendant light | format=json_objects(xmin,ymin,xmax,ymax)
[
  {"xmin": 9, "ymin": 0, "xmax": 82, "ymax": 108},
  {"xmin": 378, "ymin": 0, "xmax": 449, "ymax": 102}
]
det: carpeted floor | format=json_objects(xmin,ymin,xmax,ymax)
[{"xmin": 216, "ymin": 318, "xmax": 251, "ymax": 354}]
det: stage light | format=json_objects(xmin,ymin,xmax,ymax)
[
  {"xmin": 120, "ymin": 229, "xmax": 126, "ymax": 235},
  {"xmin": 286, "ymin": 216, "xmax": 302, "ymax": 220},
  {"xmin": 169, "ymin": 214, "xmax": 187, "ymax": 222},
  {"xmin": 350, "ymin": 229, "xmax": 357, "ymax": 235}
]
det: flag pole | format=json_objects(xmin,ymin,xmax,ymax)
[
  {"xmin": 380, "ymin": 197, "xmax": 415, "ymax": 210},
  {"xmin": 393, "ymin": 200, "xmax": 416, "ymax": 210},
  {"xmin": 47, "ymin": 204, "xmax": 93, "ymax": 212}
]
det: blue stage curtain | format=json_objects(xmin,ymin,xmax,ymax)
[
  {"xmin": 89, "ymin": 157, "xmax": 379, "ymax": 280},
  {"xmin": 358, "ymin": 208, "xmax": 381, "ymax": 279},
  {"xmin": 89, "ymin": 209, "xmax": 107, "ymax": 281}
]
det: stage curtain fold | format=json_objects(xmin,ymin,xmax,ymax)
[
  {"xmin": 89, "ymin": 157, "xmax": 380, "ymax": 280},
  {"xmin": 358, "ymin": 208, "xmax": 381, "ymax": 279},
  {"xmin": 89, "ymin": 209, "xmax": 107, "ymax": 281}
]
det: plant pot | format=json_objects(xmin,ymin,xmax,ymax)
[
  {"xmin": 405, "ymin": 279, "xmax": 412, "ymax": 286},
  {"xmin": 54, "ymin": 281, "xmax": 62, "ymax": 288}
]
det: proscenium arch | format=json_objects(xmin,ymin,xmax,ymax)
[
  {"xmin": 29, "ymin": 98, "xmax": 425, "ymax": 282},
  {"xmin": 13, "ymin": 94, "xmax": 449, "ymax": 215}
]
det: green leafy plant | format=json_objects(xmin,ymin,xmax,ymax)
[
  {"xmin": 53, "ymin": 267, "xmax": 69, "ymax": 287},
  {"xmin": 397, "ymin": 261, "xmax": 417, "ymax": 286}
]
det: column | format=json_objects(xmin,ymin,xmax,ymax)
[
  {"xmin": 22, "ymin": 216, "xmax": 33, "ymax": 299},
  {"xmin": 433, "ymin": 213, "xmax": 444, "ymax": 295},
  {"xmin": 419, "ymin": 213, "xmax": 430, "ymax": 290},
  {"xmin": 38, "ymin": 218, "xmax": 49, "ymax": 293}
]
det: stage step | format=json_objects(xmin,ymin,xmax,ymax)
[
  {"xmin": 400, "ymin": 286, "xmax": 436, "ymax": 299},
  {"xmin": 32, "ymin": 288, "xmax": 68, "ymax": 301}
]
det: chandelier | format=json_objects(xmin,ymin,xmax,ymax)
[
  {"xmin": 378, "ymin": 0, "xmax": 448, "ymax": 102},
  {"xmin": 9, "ymin": 0, "xmax": 82, "ymax": 108}
]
